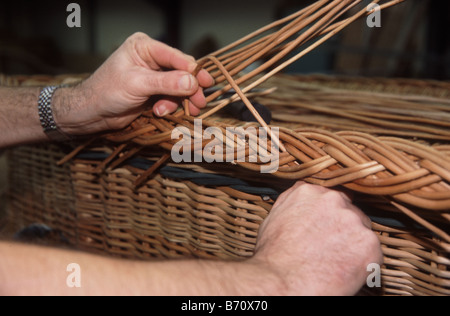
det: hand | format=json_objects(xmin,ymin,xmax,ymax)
[
  {"xmin": 54, "ymin": 32, "xmax": 214, "ymax": 135},
  {"xmin": 253, "ymin": 182, "xmax": 383, "ymax": 296}
]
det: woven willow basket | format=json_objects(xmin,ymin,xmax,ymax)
[{"xmin": 2, "ymin": 73, "xmax": 450, "ymax": 296}]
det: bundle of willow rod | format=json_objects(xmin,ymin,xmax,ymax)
[{"xmin": 188, "ymin": 0, "xmax": 405, "ymax": 123}]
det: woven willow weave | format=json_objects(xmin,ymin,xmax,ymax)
[
  {"xmin": 4, "ymin": 73, "xmax": 450, "ymax": 296},
  {"xmin": 2, "ymin": 0, "xmax": 450, "ymax": 296}
]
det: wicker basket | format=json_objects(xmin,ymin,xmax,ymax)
[{"xmin": 3, "ymin": 73, "xmax": 450, "ymax": 296}]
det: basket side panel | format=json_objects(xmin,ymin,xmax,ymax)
[{"xmin": 6, "ymin": 145, "xmax": 77, "ymax": 245}]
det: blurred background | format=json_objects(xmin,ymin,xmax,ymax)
[{"xmin": 0, "ymin": 0, "xmax": 449, "ymax": 79}]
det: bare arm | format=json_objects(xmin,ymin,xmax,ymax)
[
  {"xmin": 0, "ymin": 87, "xmax": 46, "ymax": 148},
  {"xmin": 0, "ymin": 33, "xmax": 214, "ymax": 148},
  {"xmin": 0, "ymin": 183, "xmax": 382, "ymax": 296},
  {"xmin": 0, "ymin": 241, "xmax": 282, "ymax": 296}
]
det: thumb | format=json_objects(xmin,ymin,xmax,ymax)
[{"xmin": 136, "ymin": 70, "xmax": 199, "ymax": 97}]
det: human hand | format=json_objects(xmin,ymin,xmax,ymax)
[
  {"xmin": 54, "ymin": 32, "xmax": 214, "ymax": 135},
  {"xmin": 253, "ymin": 182, "xmax": 383, "ymax": 296}
]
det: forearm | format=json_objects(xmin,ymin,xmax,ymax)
[
  {"xmin": 0, "ymin": 87, "xmax": 47, "ymax": 148},
  {"xmin": 0, "ymin": 242, "xmax": 285, "ymax": 296},
  {"xmin": 0, "ymin": 84, "xmax": 99, "ymax": 149},
  {"xmin": 146, "ymin": 258, "xmax": 285, "ymax": 296}
]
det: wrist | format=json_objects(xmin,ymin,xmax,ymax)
[
  {"xmin": 241, "ymin": 257, "xmax": 290, "ymax": 296},
  {"xmin": 37, "ymin": 85, "xmax": 75, "ymax": 142},
  {"xmin": 52, "ymin": 82, "xmax": 100, "ymax": 136}
]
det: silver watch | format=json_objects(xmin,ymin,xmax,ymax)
[{"xmin": 38, "ymin": 85, "xmax": 73, "ymax": 142}]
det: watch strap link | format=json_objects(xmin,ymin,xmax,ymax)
[{"xmin": 38, "ymin": 85, "xmax": 73, "ymax": 142}]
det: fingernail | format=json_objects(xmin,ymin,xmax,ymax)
[
  {"xmin": 179, "ymin": 74, "xmax": 195, "ymax": 91},
  {"xmin": 155, "ymin": 104, "xmax": 169, "ymax": 117}
]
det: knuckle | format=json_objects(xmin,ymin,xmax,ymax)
[
  {"xmin": 128, "ymin": 32, "xmax": 150, "ymax": 42},
  {"xmin": 322, "ymin": 190, "xmax": 347, "ymax": 203},
  {"xmin": 158, "ymin": 75, "xmax": 173, "ymax": 91},
  {"xmin": 369, "ymin": 243, "xmax": 383, "ymax": 265},
  {"xmin": 275, "ymin": 186, "xmax": 295, "ymax": 204},
  {"xmin": 106, "ymin": 118, "xmax": 129, "ymax": 131},
  {"xmin": 145, "ymin": 74, "xmax": 167, "ymax": 92},
  {"xmin": 359, "ymin": 230, "xmax": 383, "ymax": 261},
  {"xmin": 295, "ymin": 182, "xmax": 323, "ymax": 196},
  {"xmin": 366, "ymin": 230, "xmax": 382, "ymax": 250},
  {"xmin": 187, "ymin": 55, "xmax": 196, "ymax": 63}
]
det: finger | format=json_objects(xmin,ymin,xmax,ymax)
[
  {"xmin": 189, "ymin": 88, "xmax": 207, "ymax": 109},
  {"xmin": 361, "ymin": 214, "xmax": 373, "ymax": 230},
  {"xmin": 153, "ymin": 98, "xmax": 204, "ymax": 117},
  {"xmin": 145, "ymin": 40, "xmax": 213, "ymax": 86},
  {"xmin": 343, "ymin": 202, "xmax": 373, "ymax": 230},
  {"xmin": 272, "ymin": 184, "xmax": 298, "ymax": 208},
  {"xmin": 292, "ymin": 181, "xmax": 307, "ymax": 190},
  {"xmin": 128, "ymin": 34, "xmax": 214, "ymax": 87},
  {"xmin": 153, "ymin": 92, "xmax": 208, "ymax": 118},
  {"xmin": 189, "ymin": 101, "xmax": 202, "ymax": 116},
  {"xmin": 146, "ymin": 39, "xmax": 197, "ymax": 73},
  {"xmin": 128, "ymin": 33, "xmax": 197, "ymax": 72},
  {"xmin": 135, "ymin": 70, "xmax": 199, "ymax": 97},
  {"xmin": 292, "ymin": 181, "xmax": 329, "ymax": 196},
  {"xmin": 354, "ymin": 209, "xmax": 373, "ymax": 230},
  {"xmin": 197, "ymin": 69, "xmax": 215, "ymax": 88},
  {"xmin": 153, "ymin": 98, "xmax": 179, "ymax": 117}
]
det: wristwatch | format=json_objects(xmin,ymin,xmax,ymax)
[{"xmin": 38, "ymin": 85, "xmax": 74, "ymax": 142}]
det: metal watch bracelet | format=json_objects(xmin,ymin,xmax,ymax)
[{"xmin": 38, "ymin": 85, "xmax": 73, "ymax": 142}]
